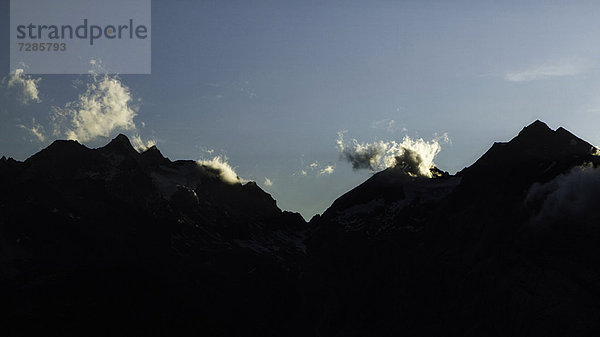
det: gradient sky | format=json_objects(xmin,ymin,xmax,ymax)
[{"xmin": 2, "ymin": 1, "xmax": 600, "ymax": 219}]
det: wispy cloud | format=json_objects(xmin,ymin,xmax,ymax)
[
  {"xmin": 337, "ymin": 131, "xmax": 449, "ymax": 177},
  {"xmin": 526, "ymin": 163, "xmax": 600, "ymax": 226},
  {"xmin": 371, "ymin": 119, "xmax": 405, "ymax": 133},
  {"xmin": 197, "ymin": 155, "xmax": 244, "ymax": 184},
  {"xmin": 294, "ymin": 159, "xmax": 335, "ymax": 177},
  {"xmin": 131, "ymin": 134, "xmax": 156, "ymax": 152},
  {"xmin": 17, "ymin": 118, "xmax": 46, "ymax": 142},
  {"xmin": 4, "ymin": 69, "xmax": 41, "ymax": 104},
  {"xmin": 505, "ymin": 60, "xmax": 589, "ymax": 82},
  {"xmin": 319, "ymin": 165, "xmax": 335, "ymax": 175}
]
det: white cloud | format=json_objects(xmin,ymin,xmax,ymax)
[
  {"xmin": 196, "ymin": 155, "xmax": 243, "ymax": 184},
  {"xmin": 5, "ymin": 69, "xmax": 41, "ymax": 104},
  {"xmin": 526, "ymin": 163, "xmax": 600, "ymax": 225},
  {"xmin": 294, "ymin": 159, "xmax": 335, "ymax": 177},
  {"xmin": 337, "ymin": 131, "xmax": 448, "ymax": 177},
  {"xmin": 6, "ymin": 60, "xmax": 155, "ymax": 148},
  {"xmin": 52, "ymin": 73, "xmax": 138, "ymax": 142},
  {"xmin": 131, "ymin": 134, "xmax": 156, "ymax": 152},
  {"xmin": 264, "ymin": 177, "xmax": 273, "ymax": 186},
  {"xmin": 294, "ymin": 159, "xmax": 336, "ymax": 177},
  {"xmin": 197, "ymin": 147, "xmax": 215, "ymax": 156},
  {"xmin": 371, "ymin": 119, "xmax": 401, "ymax": 133},
  {"xmin": 319, "ymin": 165, "xmax": 335, "ymax": 175},
  {"xmin": 17, "ymin": 118, "xmax": 46, "ymax": 142},
  {"xmin": 505, "ymin": 60, "xmax": 589, "ymax": 82},
  {"xmin": 50, "ymin": 68, "xmax": 154, "ymax": 149}
]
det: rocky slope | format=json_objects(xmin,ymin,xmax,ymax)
[
  {"xmin": 299, "ymin": 120, "xmax": 600, "ymax": 337},
  {"xmin": 0, "ymin": 135, "xmax": 306, "ymax": 336},
  {"xmin": 2, "ymin": 121, "xmax": 600, "ymax": 336}
]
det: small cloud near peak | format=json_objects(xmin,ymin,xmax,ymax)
[
  {"xmin": 337, "ymin": 131, "xmax": 449, "ymax": 178},
  {"xmin": 197, "ymin": 155, "xmax": 243, "ymax": 184}
]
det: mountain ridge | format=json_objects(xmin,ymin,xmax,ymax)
[
  {"xmin": 2, "ymin": 121, "xmax": 600, "ymax": 336},
  {"xmin": 300, "ymin": 121, "xmax": 600, "ymax": 336}
]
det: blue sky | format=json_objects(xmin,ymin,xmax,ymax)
[{"xmin": 2, "ymin": 1, "xmax": 600, "ymax": 219}]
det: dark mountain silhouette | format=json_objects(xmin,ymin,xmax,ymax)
[
  {"xmin": 2, "ymin": 121, "xmax": 600, "ymax": 336},
  {"xmin": 300, "ymin": 120, "xmax": 600, "ymax": 337},
  {"xmin": 0, "ymin": 134, "xmax": 306, "ymax": 337},
  {"xmin": 457, "ymin": 120, "xmax": 595, "ymax": 192}
]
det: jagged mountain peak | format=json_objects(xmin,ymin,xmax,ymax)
[
  {"xmin": 25, "ymin": 139, "xmax": 91, "ymax": 167},
  {"xmin": 143, "ymin": 144, "xmax": 159, "ymax": 152},
  {"xmin": 0, "ymin": 155, "xmax": 20, "ymax": 172},
  {"xmin": 555, "ymin": 125, "xmax": 581, "ymax": 141},
  {"xmin": 518, "ymin": 121, "xmax": 592, "ymax": 155},
  {"xmin": 140, "ymin": 145, "xmax": 169, "ymax": 166},
  {"xmin": 244, "ymin": 180, "xmax": 259, "ymax": 188},
  {"xmin": 114, "ymin": 133, "xmax": 130, "ymax": 142},
  {"xmin": 510, "ymin": 120, "xmax": 589, "ymax": 149},
  {"xmin": 515, "ymin": 119, "xmax": 552, "ymax": 139},
  {"xmin": 471, "ymin": 121, "xmax": 593, "ymax": 164},
  {"xmin": 100, "ymin": 133, "xmax": 138, "ymax": 156},
  {"xmin": 242, "ymin": 181, "xmax": 275, "ymax": 201},
  {"xmin": 45, "ymin": 139, "xmax": 85, "ymax": 151},
  {"xmin": 457, "ymin": 120, "xmax": 597, "ymax": 191}
]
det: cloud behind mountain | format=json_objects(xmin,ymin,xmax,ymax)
[{"xmin": 336, "ymin": 131, "xmax": 448, "ymax": 177}]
